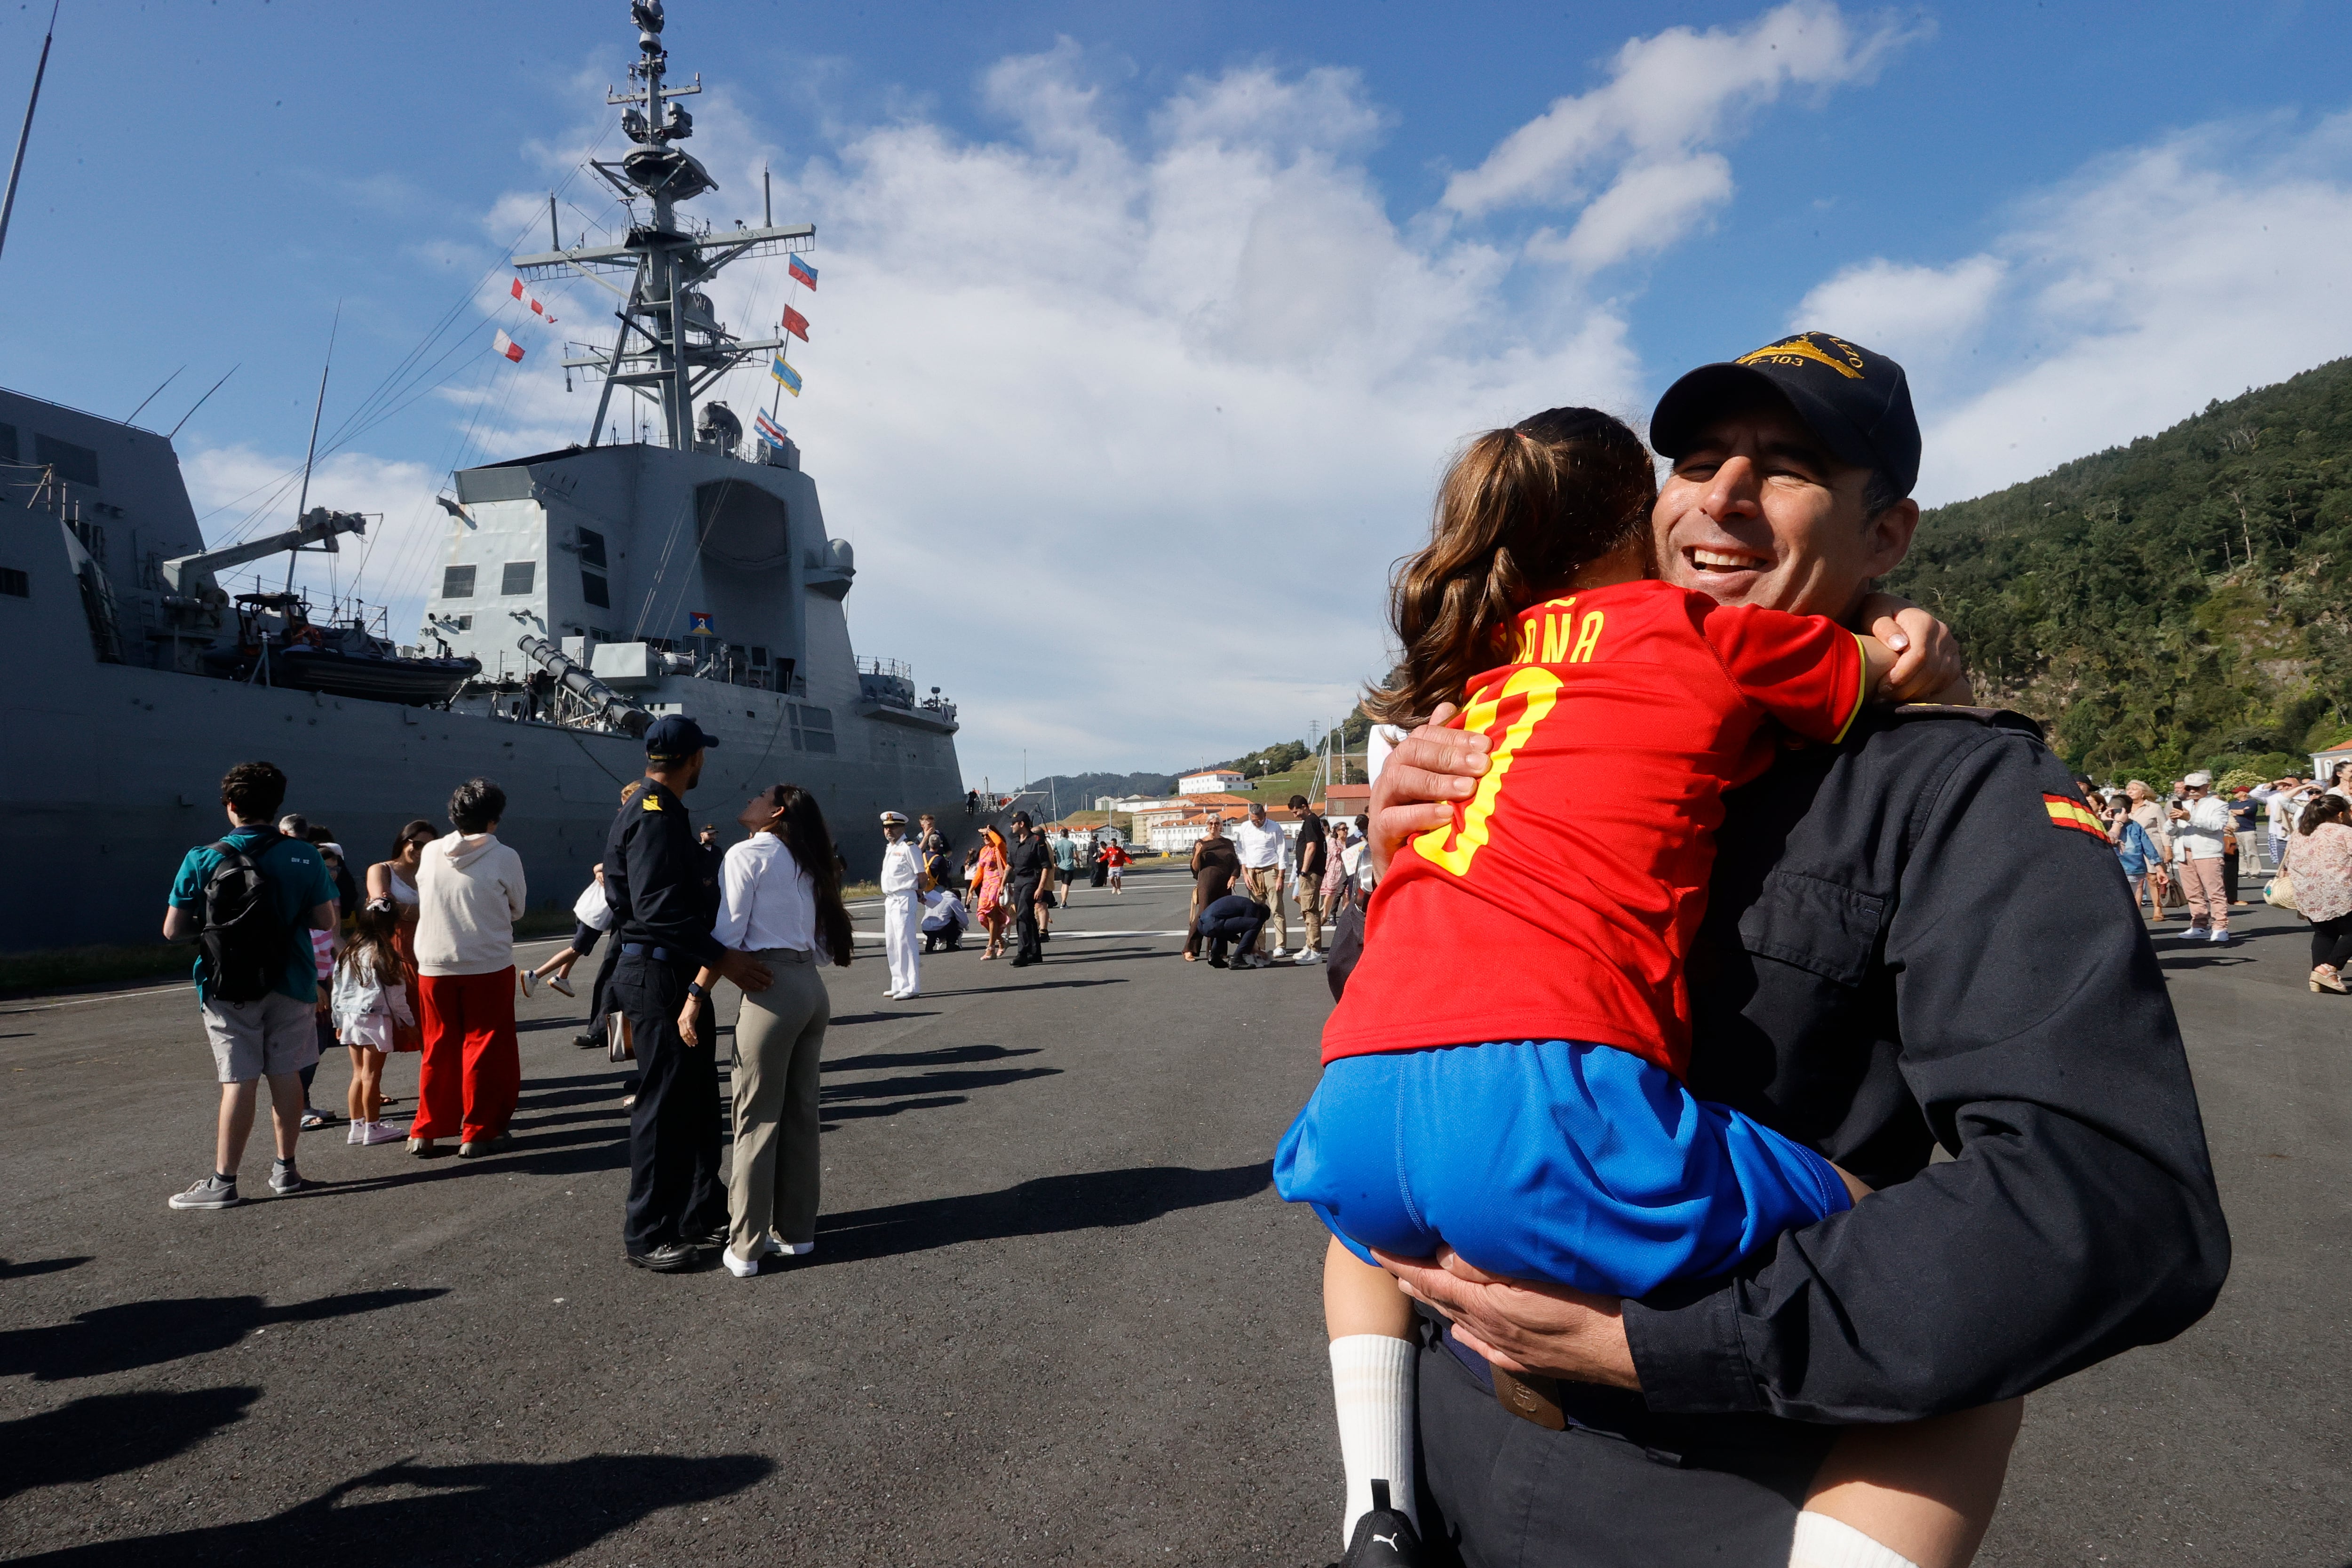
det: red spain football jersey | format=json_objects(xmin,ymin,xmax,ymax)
[{"xmin": 1322, "ymin": 578, "xmax": 1867, "ymax": 1078}]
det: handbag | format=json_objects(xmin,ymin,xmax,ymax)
[
  {"xmin": 606, "ymin": 1008, "xmax": 635, "ymax": 1063},
  {"xmin": 1325, "ymin": 882, "xmax": 1367, "ymax": 1001},
  {"xmin": 2265, "ymin": 869, "xmax": 2299, "ymax": 912}
]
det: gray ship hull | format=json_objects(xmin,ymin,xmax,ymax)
[
  {"xmin": 6, "ymin": 659, "xmax": 966, "ymax": 951},
  {"xmin": 3, "ymin": 387, "xmax": 967, "ymax": 952}
]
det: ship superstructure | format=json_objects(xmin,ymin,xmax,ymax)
[{"xmin": 0, "ymin": 2, "xmax": 963, "ymax": 950}]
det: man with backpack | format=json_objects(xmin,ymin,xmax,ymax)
[{"xmin": 161, "ymin": 761, "xmax": 340, "ymax": 1210}]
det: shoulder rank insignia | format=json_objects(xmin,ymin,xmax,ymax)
[
  {"xmin": 641, "ymin": 790, "xmax": 664, "ymax": 812},
  {"xmin": 2043, "ymin": 793, "xmax": 2106, "ymax": 839}
]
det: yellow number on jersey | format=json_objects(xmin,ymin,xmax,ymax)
[{"xmin": 1412, "ymin": 665, "xmax": 1563, "ymax": 877}]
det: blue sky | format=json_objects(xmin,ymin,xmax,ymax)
[{"xmin": 7, "ymin": 0, "xmax": 2352, "ymax": 787}]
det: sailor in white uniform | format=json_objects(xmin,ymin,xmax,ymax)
[{"xmin": 878, "ymin": 811, "xmax": 925, "ymax": 1000}]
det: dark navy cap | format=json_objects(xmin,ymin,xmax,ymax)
[
  {"xmin": 644, "ymin": 714, "xmax": 719, "ymax": 763},
  {"xmin": 1650, "ymin": 331, "xmax": 1920, "ymax": 498}
]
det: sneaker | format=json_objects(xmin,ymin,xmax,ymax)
[
  {"xmin": 1340, "ymin": 1480, "xmax": 1425, "ymax": 1566},
  {"xmin": 1271, "ymin": 947, "xmax": 1292, "ymax": 960},
  {"xmin": 360, "ymin": 1120, "xmax": 406, "ymax": 1146},
  {"xmin": 721, "ymin": 1245, "xmax": 761, "ymax": 1278},
  {"xmin": 2208, "ymin": 929, "xmax": 2232, "ymax": 945},
  {"xmin": 457, "ymin": 1132, "xmax": 512, "ymax": 1159},
  {"xmin": 1294, "ymin": 948, "xmax": 1324, "ymax": 965},
  {"xmin": 766, "ymin": 1236, "xmax": 814, "ymax": 1257},
  {"xmin": 268, "ymin": 1162, "xmax": 308, "ymax": 1195},
  {"xmin": 407, "ymin": 1137, "xmax": 436, "ymax": 1158},
  {"xmin": 299, "ymin": 1106, "xmax": 331, "ymax": 1130},
  {"xmin": 518, "ymin": 970, "xmax": 538, "ymax": 998},
  {"xmin": 346, "ymin": 1120, "xmax": 366, "ymax": 1145},
  {"xmin": 168, "ymin": 1175, "xmax": 240, "ymax": 1210},
  {"xmin": 547, "ymin": 974, "xmax": 575, "ymax": 998}
]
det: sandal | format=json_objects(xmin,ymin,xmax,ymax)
[{"xmin": 2313, "ymin": 967, "xmax": 2346, "ymax": 995}]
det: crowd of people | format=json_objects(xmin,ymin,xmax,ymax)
[
  {"xmin": 1180, "ymin": 796, "xmax": 1371, "ymax": 969},
  {"xmin": 2088, "ymin": 764, "xmax": 2352, "ymax": 991},
  {"xmin": 158, "ymin": 717, "xmax": 960, "ymax": 1281}
]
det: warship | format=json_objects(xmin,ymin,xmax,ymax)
[{"xmin": 0, "ymin": 1, "xmax": 965, "ymax": 952}]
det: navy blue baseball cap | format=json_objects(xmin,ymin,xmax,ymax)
[
  {"xmin": 644, "ymin": 714, "xmax": 719, "ymax": 763},
  {"xmin": 1649, "ymin": 330, "xmax": 1920, "ymax": 498}
]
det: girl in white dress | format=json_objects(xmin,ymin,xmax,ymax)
[{"xmin": 334, "ymin": 900, "xmax": 417, "ymax": 1144}]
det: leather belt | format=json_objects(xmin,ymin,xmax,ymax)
[{"xmin": 620, "ymin": 942, "xmax": 678, "ymax": 962}]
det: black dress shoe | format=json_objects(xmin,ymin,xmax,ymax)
[
  {"xmin": 626, "ymin": 1243, "xmax": 701, "ymax": 1273},
  {"xmin": 697, "ymin": 1226, "xmax": 731, "ymax": 1249},
  {"xmin": 573, "ymin": 1033, "xmax": 601, "ymax": 1050}
]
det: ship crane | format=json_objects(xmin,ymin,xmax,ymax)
[{"xmin": 160, "ymin": 506, "xmax": 367, "ymax": 623}]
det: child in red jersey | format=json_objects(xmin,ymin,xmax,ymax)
[{"xmin": 1275, "ymin": 409, "xmax": 2015, "ymax": 1568}]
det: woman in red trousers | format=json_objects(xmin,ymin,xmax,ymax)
[{"xmin": 411, "ymin": 778, "xmax": 527, "ymax": 1158}]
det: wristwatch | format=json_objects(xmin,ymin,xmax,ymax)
[{"xmin": 686, "ymin": 981, "xmax": 709, "ymax": 1002}]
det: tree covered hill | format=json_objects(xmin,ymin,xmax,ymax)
[{"xmin": 1885, "ymin": 357, "xmax": 2352, "ymax": 781}]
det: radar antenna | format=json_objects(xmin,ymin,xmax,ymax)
[{"xmin": 512, "ymin": 0, "xmax": 814, "ymax": 451}]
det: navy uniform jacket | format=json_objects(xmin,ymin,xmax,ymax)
[
  {"xmin": 1579, "ymin": 705, "xmax": 2229, "ymax": 1430},
  {"xmin": 602, "ymin": 778, "xmax": 723, "ymax": 968},
  {"xmin": 1005, "ymin": 832, "xmax": 1053, "ymax": 891}
]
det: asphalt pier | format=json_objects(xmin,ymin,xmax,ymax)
[{"xmin": 0, "ymin": 866, "xmax": 2343, "ymax": 1564}]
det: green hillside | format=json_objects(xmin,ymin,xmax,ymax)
[{"xmin": 1885, "ymin": 357, "xmax": 2352, "ymax": 781}]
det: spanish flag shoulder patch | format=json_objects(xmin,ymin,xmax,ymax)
[{"xmin": 2043, "ymin": 793, "xmax": 2106, "ymax": 838}]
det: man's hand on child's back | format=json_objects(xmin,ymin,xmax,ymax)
[
  {"xmin": 1367, "ymin": 703, "xmax": 1490, "ymax": 878},
  {"xmin": 1858, "ymin": 592, "xmax": 1972, "ymax": 704}
]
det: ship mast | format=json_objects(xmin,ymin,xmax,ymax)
[{"xmin": 512, "ymin": 0, "xmax": 814, "ymax": 452}]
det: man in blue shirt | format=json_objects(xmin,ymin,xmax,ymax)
[{"xmin": 162, "ymin": 761, "xmax": 339, "ymax": 1210}]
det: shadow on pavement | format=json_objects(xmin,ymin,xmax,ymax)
[
  {"xmin": 0, "ymin": 1288, "xmax": 446, "ymax": 1382},
  {"xmin": 808, "ymin": 1161, "xmax": 1272, "ymax": 1266},
  {"xmin": 0, "ymin": 1385, "xmax": 260, "ymax": 1499},
  {"xmin": 822, "ymin": 1043, "xmax": 1039, "ymax": 1074},
  {"xmin": 12, "ymin": 1452, "xmax": 775, "ymax": 1566},
  {"xmin": 0, "ymin": 1256, "xmax": 90, "ymax": 1281}
]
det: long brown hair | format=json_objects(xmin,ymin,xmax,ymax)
[
  {"xmin": 1367, "ymin": 406, "xmax": 1655, "ymax": 725},
  {"xmin": 338, "ymin": 899, "xmax": 403, "ymax": 987},
  {"xmin": 739, "ymin": 784, "xmax": 856, "ymax": 964}
]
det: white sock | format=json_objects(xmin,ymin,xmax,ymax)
[
  {"xmin": 1329, "ymin": 1334, "xmax": 1418, "ymax": 1549},
  {"xmin": 1790, "ymin": 1512, "xmax": 1920, "ymax": 1568}
]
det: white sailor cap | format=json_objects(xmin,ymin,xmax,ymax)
[{"xmin": 879, "ymin": 810, "xmax": 909, "ymax": 825}]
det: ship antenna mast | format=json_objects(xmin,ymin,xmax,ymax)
[
  {"xmin": 512, "ymin": 1, "xmax": 815, "ymax": 453},
  {"xmin": 0, "ymin": 0, "xmax": 61, "ymax": 266}
]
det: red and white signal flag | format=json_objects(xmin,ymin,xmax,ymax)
[
  {"xmin": 493, "ymin": 329, "xmax": 525, "ymax": 363},
  {"xmin": 508, "ymin": 277, "xmax": 557, "ymax": 325}
]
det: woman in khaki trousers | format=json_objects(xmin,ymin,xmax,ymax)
[{"xmin": 680, "ymin": 784, "xmax": 855, "ymax": 1278}]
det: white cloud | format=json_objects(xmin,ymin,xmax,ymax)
[
  {"xmin": 1802, "ymin": 113, "xmax": 2352, "ymax": 504},
  {"xmin": 1526, "ymin": 153, "xmax": 1735, "ymax": 274},
  {"xmin": 1443, "ymin": 0, "xmax": 1914, "ymax": 274},
  {"xmin": 1792, "ymin": 255, "xmax": 2006, "ymax": 354}
]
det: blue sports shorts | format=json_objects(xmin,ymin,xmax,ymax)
[{"xmin": 1272, "ymin": 1040, "xmax": 1850, "ymax": 1297}]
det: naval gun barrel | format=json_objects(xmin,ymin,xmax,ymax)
[{"xmin": 518, "ymin": 635, "xmax": 652, "ymax": 739}]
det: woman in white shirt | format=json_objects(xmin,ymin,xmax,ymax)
[
  {"xmin": 364, "ymin": 819, "xmax": 437, "ymax": 1055},
  {"xmin": 683, "ymin": 783, "xmax": 855, "ymax": 1278}
]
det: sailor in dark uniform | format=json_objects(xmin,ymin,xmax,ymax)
[{"xmin": 604, "ymin": 715, "xmax": 772, "ymax": 1272}]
